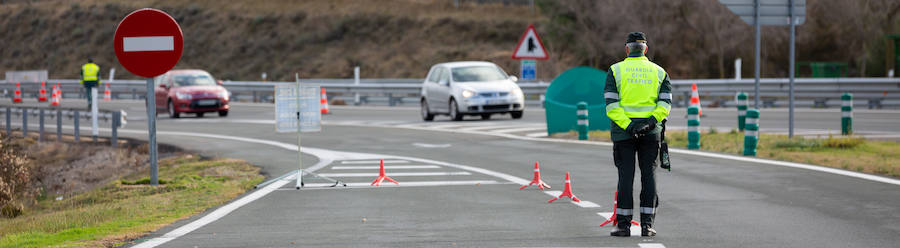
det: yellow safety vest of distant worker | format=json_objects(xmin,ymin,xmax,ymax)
[{"xmin": 81, "ymin": 59, "xmax": 101, "ymax": 109}]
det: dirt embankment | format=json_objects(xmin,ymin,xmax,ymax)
[{"xmin": 0, "ymin": 133, "xmax": 181, "ymax": 217}]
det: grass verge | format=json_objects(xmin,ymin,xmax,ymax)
[
  {"xmin": 0, "ymin": 155, "xmax": 263, "ymax": 248},
  {"xmin": 552, "ymin": 129, "xmax": 900, "ymax": 178}
]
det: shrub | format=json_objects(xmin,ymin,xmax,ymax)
[
  {"xmin": 822, "ymin": 135, "xmax": 865, "ymax": 149},
  {"xmin": 0, "ymin": 139, "xmax": 35, "ymax": 218}
]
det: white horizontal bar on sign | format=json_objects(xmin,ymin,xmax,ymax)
[
  {"xmin": 340, "ymin": 160, "xmax": 409, "ymax": 164},
  {"xmin": 316, "ymin": 172, "xmax": 472, "ymax": 177},
  {"xmin": 123, "ymin": 36, "xmax": 175, "ymax": 52},
  {"xmin": 330, "ymin": 165, "xmax": 441, "ymax": 170}
]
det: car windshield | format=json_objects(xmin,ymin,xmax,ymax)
[
  {"xmin": 451, "ymin": 66, "xmax": 508, "ymax": 82},
  {"xmin": 173, "ymin": 74, "xmax": 216, "ymax": 87}
]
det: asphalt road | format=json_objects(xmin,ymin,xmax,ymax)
[{"xmin": 3, "ymin": 100, "xmax": 900, "ymax": 247}]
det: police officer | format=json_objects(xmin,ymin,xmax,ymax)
[
  {"xmin": 81, "ymin": 58, "xmax": 101, "ymax": 109},
  {"xmin": 604, "ymin": 32, "xmax": 672, "ymax": 237}
]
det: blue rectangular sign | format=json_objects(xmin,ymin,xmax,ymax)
[{"xmin": 521, "ymin": 60, "xmax": 536, "ymax": 81}]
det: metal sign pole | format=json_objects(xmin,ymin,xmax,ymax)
[
  {"xmin": 146, "ymin": 78, "xmax": 158, "ymax": 185},
  {"xmin": 295, "ymin": 73, "xmax": 303, "ymax": 189},
  {"xmin": 754, "ymin": 0, "xmax": 761, "ymax": 109},
  {"xmin": 91, "ymin": 87, "xmax": 99, "ymax": 142},
  {"xmin": 788, "ymin": 0, "xmax": 796, "ymax": 138}
]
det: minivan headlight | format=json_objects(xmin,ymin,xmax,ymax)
[
  {"xmin": 462, "ymin": 90, "xmax": 476, "ymax": 98},
  {"xmin": 511, "ymin": 87, "xmax": 523, "ymax": 98}
]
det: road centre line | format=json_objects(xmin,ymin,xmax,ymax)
[
  {"xmin": 331, "ymin": 165, "xmax": 441, "ymax": 170},
  {"xmin": 317, "ymin": 171, "xmax": 472, "ymax": 177}
]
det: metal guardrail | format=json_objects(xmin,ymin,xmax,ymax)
[
  {"xmin": 1, "ymin": 106, "xmax": 125, "ymax": 147},
  {"xmin": 2, "ymin": 77, "xmax": 899, "ymax": 108}
]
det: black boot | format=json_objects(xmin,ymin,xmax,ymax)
[
  {"xmin": 641, "ymin": 214, "xmax": 656, "ymax": 237},
  {"xmin": 610, "ymin": 214, "xmax": 631, "ymax": 237}
]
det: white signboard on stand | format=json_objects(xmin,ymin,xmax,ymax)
[{"xmin": 275, "ymin": 84, "xmax": 321, "ymax": 133}]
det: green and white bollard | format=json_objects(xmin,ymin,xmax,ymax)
[
  {"xmin": 841, "ymin": 93, "xmax": 852, "ymax": 135},
  {"xmin": 577, "ymin": 102, "xmax": 589, "ymax": 140},
  {"xmin": 736, "ymin": 92, "xmax": 748, "ymax": 131},
  {"xmin": 743, "ymin": 109, "xmax": 760, "ymax": 156},
  {"xmin": 687, "ymin": 106, "xmax": 700, "ymax": 149}
]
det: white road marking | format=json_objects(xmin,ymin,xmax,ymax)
[
  {"xmin": 123, "ymin": 36, "xmax": 175, "ymax": 52},
  {"xmin": 317, "ymin": 171, "xmax": 472, "ymax": 177},
  {"xmin": 525, "ymin": 132, "xmax": 548, "ymax": 137},
  {"xmin": 542, "ymin": 190, "xmax": 601, "ymax": 208},
  {"xmin": 294, "ymin": 180, "xmax": 505, "ymax": 188},
  {"xmin": 331, "ymin": 165, "xmax": 441, "ymax": 170},
  {"xmin": 412, "ymin": 142, "xmax": 452, "ymax": 148},
  {"xmin": 457, "ymin": 124, "xmax": 529, "ymax": 131},
  {"xmin": 597, "ymin": 212, "xmax": 642, "ymax": 236},
  {"xmin": 341, "ymin": 160, "xmax": 409, "ymax": 164},
  {"xmin": 639, "ymin": 244, "xmax": 667, "ymax": 248},
  {"xmin": 491, "ymin": 126, "xmax": 547, "ymax": 134}
]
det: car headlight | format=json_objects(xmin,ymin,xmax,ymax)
[
  {"xmin": 218, "ymin": 91, "xmax": 229, "ymax": 100},
  {"xmin": 175, "ymin": 92, "xmax": 192, "ymax": 100},
  {"xmin": 511, "ymin": 87, "xmax": 523, "ymax": 98},
  {"xmin": 462, "ymin": 90, "xmax": 476, "ymax": 98}
]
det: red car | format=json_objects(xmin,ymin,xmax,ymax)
[{"xmin": 154, "ymin": 69, "xmax": 230, "ymax": 118}]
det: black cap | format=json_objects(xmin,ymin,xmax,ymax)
[
  {"xmin": 88, "ymin": 58, "xmax": 94, "ymax": 63},
  {"xmin": 626, "ymin": 32, "xmax": 647, "ymax": 43}
]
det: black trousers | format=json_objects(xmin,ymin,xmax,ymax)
[{"xmin": 613, "ymin": 133, "xmax": 660, "ymax": 225}]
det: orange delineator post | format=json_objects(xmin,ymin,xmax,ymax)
[
  {"xmin": 599, "ymin": 191, "xmax": 641, "ymax": 227},
  {"xmin": 548, "ymin": 171, "xmax": 580, "ymax": 203},
  {"xmin": 38, "ymin": 81, "xmax": 48, "ymax": 102},
  {"xmin": 690, "ymin": 83, "xmax": 702, "ymax": 116},
  {"xmin": 370, "ymin": 159, "xmax": 398, "ymax": 186},
  {"xmin": 320, "ymin": 88, "xmax": 330, "ymax": 114},
  {"xmin": 520, "ymin": 161, "xmax": 551, "ymax": 190},
  {"xmin": 104, "ymin": 83, "xmax": 112, "ymax": 101},
  {"xmin": 13, "ymin": 82, "xmax": 22, "ymax": 103}
]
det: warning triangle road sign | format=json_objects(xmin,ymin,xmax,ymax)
[{"xmin": 512, "ymin": 24, "xmax": 549, "ymax": 60}]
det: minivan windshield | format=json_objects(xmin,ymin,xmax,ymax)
[
  {"xmin": 451, "ymin": 66, "xmax": 508, "ymax": 82},
  {"xmin": 173, "ymin": 74, "xmax": 216, "ymax": 87}
]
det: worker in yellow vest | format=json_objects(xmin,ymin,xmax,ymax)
[
  {"xmin": 604, "ymin": 32, "xmax": 672, "ymax": 237},
  {"xmin": 81, "ymin": 58, "xmax": 101, "ymax": 109}
]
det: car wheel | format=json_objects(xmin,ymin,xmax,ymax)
[
  {"xmin": 218, "ymin": 110, "xmax": 228, "ymax": 117},
  {"xmin": 196, "ymin": 112, "xmax": 205, "ymax": 118},
  {"xmin": 168, "ymin": 100, "xmax": 180, "ymax": 118},
  {"xmin": 511, "ymin": 111, "xmax": 523, "ymax": 119},
  {"xmin": 449, "ymin": 99, "xmax": 463, "ymax": 121},
  {"xmin": 421, "ymin": 99, "xmax": 434, "ymax": 121},
  {"xmin": 481, "ymin": 114, "xmax": 491, "ymax": 120}
]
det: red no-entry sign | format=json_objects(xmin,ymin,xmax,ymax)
[{"xmin": 114, "ymin": 8, "xmax": 183, "ymax": 78}]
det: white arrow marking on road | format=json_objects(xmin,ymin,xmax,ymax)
[{"xmin": 123, "ymin": 36, "xmax": 174, "ymax": 52}]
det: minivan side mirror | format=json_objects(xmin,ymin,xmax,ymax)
[
  {"xmin": 217, "ymin": 80, "xmax": 224, "ymax": 85},
  {"xmin": 440, "ymin": 79, "xmax": 450, "ymax": 87},
  {"xmin": 509, "ymin": 76, "xmax": 518, "ymax": 83}
]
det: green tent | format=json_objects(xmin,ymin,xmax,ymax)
[{"xmin": 544, "ymin": 66, "xmax": 611, "ymax": 136}]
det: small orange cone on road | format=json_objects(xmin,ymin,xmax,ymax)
[
  {"xmin": 50, "ymin": 85, "xmax": 59, "ymax": 107},
  {"xmin": 690, "ymin": 83, "xmax": 702, "ymax": 116},
  {"xmin": 320, "ymin": 88, "xmax": 330, "ymax": 114},
  {"xmin": 599, "ymin": 191, "xmax": 641, "ymax": 227},
  {"xmin": 38, "ymin": 81, "xmax": 48, "ymax": 102},
  {"xmin": 520, "ymin": 161, "xmax": 551, "ymax": 190},
  {"xmin": 103, "ymin": 83, "xmax": 111, "ymax": 101},
  {"xmin": 12, "ymin": 82, "xmax": 22, "ymax": 103},
  {"xmin": 548, "ymin": 171, "xmax": 580, "ymax": 203},
  {"xmin": 370, "ymin": 159, "xmax": 398, "ymax": 186}
]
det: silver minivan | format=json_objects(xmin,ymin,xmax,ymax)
[{"xmin": 420, "ymin": 61, "xmax": 525, "ymax": 121}]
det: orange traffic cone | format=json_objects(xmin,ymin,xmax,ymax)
[
  {"xmin": 50, "ymin": 85, "xmax": 59, "ymax": 107},
  {"xmin": 690, "ymin": 83, "xmax": 702, "ymax": 116},
  {"xmin": 548, "ymin": 172, "xmax": 580, "ymax": 203},
  {"xmin": 103, "ymin": 83, "xmax": 111, "ymax": 101},
  {"xmin": 370, "ymin": 159, "xmax": 398, "ymax": 186},
  {"xmin": 320, "ymin": 88, "xmax": 330, "ymax": 114},
  {"xmin": 520, "ymin": 161, "xmax": 551, "ymax": 190},
  {"xmin": 12, "ymin": 82, "xmax": 22, "ymax": 103},
  {"xmin": 599, "ymin": 191, "xmax": 641, "ymax": 227},
  {"xmin": 38, "ymin": 81, "xmax": 48, "ymax": 102}
]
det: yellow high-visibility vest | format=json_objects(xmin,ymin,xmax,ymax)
[
  {"xmin": 609, "ymin": 56, "xmax": 667, "ymax": 118},
  {"xmin": 81, "ymin": 63, "xmax": 99, "ymax": 83}
]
